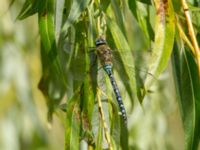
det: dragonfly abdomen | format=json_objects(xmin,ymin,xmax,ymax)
[{"xmin": 104, "ymin": 64, "xmax": 127, "ymax": 123}]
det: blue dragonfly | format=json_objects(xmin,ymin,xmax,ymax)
[
  {"xmin": 63, "ymin": 37, "xmax": 154, "ymax": 123},
  {"xmin": 95, "ymin": 37, "xmax": 128, "ymax": 123}
]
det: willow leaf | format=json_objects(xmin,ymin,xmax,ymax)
[
  {"xmin": 144, "ymin": 0, "xmax": 175, "ymax": 90},
  {"xmin": 55, "ymin": 0, "xmax": 65, "ymax": 42},
  {"xmin": 17, "ymin": 0, "xmax": 47, "ymax": 20},
  {"xmin": 110, "ymin": 0, "xmax": 126, "ymax": 35},
  {"xmin": 39, "ymin": 0, "xmax": 62, "ymax": 81},
  {"xmin": 96, "ymin": 121, "xmax": 103, "ymax": 150},
  {"xmin": 65, "ymin": 91, "xmax": 81, "ymax": 150},
  {"xmin": 128, "ymin": 0, "xmax": 138, "ymax": 19},
  {"xmin": 81, "ymin": 75, "xmax": 94, "ymax": 131},
  {"xmin": 107, "ymin": 17, "xmax": 137, "ymax": 105},
  {"xmin": 109, "ymin": 99, "xmax": 125, "ymax": 150},
  {"xmin": 38, "ymin": 0, "xmax": 64, "ymax": 80},
  {"xmin": 61, "ymin": 0, "xmax": 90, "ymax": 36},
  {"xmin": 38, "ymin": 0, "xmax": 66, "ymax": 120},
  {"xmin": 172, "ymin": 43, "xmax": 200, "ymax": 150}
]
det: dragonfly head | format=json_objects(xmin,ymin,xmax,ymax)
[{"xmin": 95, "ymin": 37, "xmax": 107, "ymax": 47}]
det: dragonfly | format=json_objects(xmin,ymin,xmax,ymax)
[
  {"xmin": 96, "ymin": 37, "xmax": 127, "ymax": 123},
  {"xmin": 63, "ymin": 37, "xmax": 154, "ymax": 123}
]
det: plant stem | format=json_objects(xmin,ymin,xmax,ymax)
[
  {"xmin": 176, "ymin": 18, "xmax": 195, "ymax": 54},
  {"xmin": 181, "ymin": 0, "xmax": 200, "ymax": 76},
  {"xmin": 97, "ymin": 88, "xmax": 113, "ymax": 150}
]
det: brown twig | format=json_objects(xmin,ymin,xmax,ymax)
[
  {"xmin": 176, "ymin": 17, "xmax": 195, "ymax": 54},
  {"xmin": 181, "ymin": 0, "xmax": 200, "ymax": 76},
  {"xmin": 97, "ymin": 88, "xmax": 113, "ymax": 150}
]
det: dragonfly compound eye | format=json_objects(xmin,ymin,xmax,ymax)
[{"xmin": 95, "ymin": 38, "xmax": 107, "ymax": 46}]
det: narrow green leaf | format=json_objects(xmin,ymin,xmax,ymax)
[
  {"xmin": 81, "ymin": 10, "xmax": 96, "ymax": 129},
  {"xmin": 17, "ymin": 0, "xmax": 47, "ymax": 20},
  {"xmin": 80, "ymin": 75, "xmax": 94, "ymax": 133},
  {"xmin": 38, "ymin": 1, "xmax": 65, "ymax": 77},
  {"xmin": 87, "ymin": 5, "xmax": 96, "ymax": 46},
  {"xmin": 128, "ymin": 0, "xmax": 138, "ymax": 19},
  {"xmin": 109, "ymin": 99, "xmax": 121, "ymax": 149},
  {"xmin": 110, "ymin": 0, "xmax": 126, "ymax": 35},
  {"xmin": 99, "ymin": 0, "xmax": 110, "ymax": 12},
  {"xmin": 55, "ymin": 0, "xmax": 65, "ymax": 41},
  {"xmin": 171, "ymin": 0, "xmax": 181, "ymax": 13},
  {"xmin": 65, "ymin": 90, "xmax": 81, "ymax": 150},
  {"xmin": 128, "ymin": 0, "xmax": 155, "ymax": 45},
  {"xmin": 135, "ymin": 5, "xmax": 155, "ymax": 43},
  {"xmin": 123, "ymin": 3, "xmax": 150, "ymax": 51},
  {"xmin": 144, "ymin": 0, "xmax": 175, "ymax": 90},
  {"xmin": 96, "ymin": 121, "xmax": 103, "ymax": 150},
  {"xmin": 120, "ymin": 122, "xmax": 129, "ymax": 150},
  {"xmin": 38, "ymin": 7, "xmax": 55, "ymax": 52},
  {"xmin": 107, "ymin": 17, "xmax": 138, "ymax": 105},
  {"xmin": 192, "ymin": 8, "xmax": 200, "ymax": 31},
  {"xmin": 61, "ymin": 0, "xmax": 90, "ymax": 36},
  {"xmin": 68, "ymin": 22, "xmax": 87, "ymax": 90},
  {"xmin": 38, "ymin": 0, "xmax": 66, "ymax": 120},
  {"xmin": 58, "ymin": 19, "xmax": 88, "ymax": 100},
  {"xmin": 92, "ymin": 103, "xmax": 101, "ymax": 149},
  {"xmin": 172, "ymin": 42, "xmax": 200, "ymax": 150}
]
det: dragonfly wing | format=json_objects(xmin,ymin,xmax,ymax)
[{"xmin": 112, "ymin": 49, "xmax": 154, "ymax": 102}]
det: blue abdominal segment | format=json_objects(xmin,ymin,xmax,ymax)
[{"xmin": 103, "ymin": 64, "xmax": 127, "ymax": 123}]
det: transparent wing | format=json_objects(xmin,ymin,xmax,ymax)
[
  {"xmin": 112, "ymin": 48, "xmax": 154, "ymax": 80},
  {"xmin": 110, "ymin": 48, "xmax": 156, "ymax": 102},
  {"xmin": 64, "ymin": 41, "xmax": 155, "ymax": 82},
  {"xmin": 62, "ymin": 34, "xmax": 155, "ymax": 107},
  {"xmin": 97, "ymin": 49, "xmax": 153, "ymax": 80}
]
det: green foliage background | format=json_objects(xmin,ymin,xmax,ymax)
[{"xmin": 0, "ymin": 0, "xmax": 200, "ymax": 150}]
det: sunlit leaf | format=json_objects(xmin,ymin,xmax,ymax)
[
  {"xmin": 110, "ymin": 0, "xmax": 126, "ymax": 35},
  {"xmin": 80, "ymin": 75, "xmax": 95, "ymax": 136},
  {"xmin": 65, "ymin": 90, "xmax": 81, "ymax": 150},
  {"xmin": 55, "ymin": 0, "xmax": 65, "ymax": 41},
  {"xmin": 96, "ymin": 120, "xmax": 103, "ymax": 150},
  {"xmin": 172, "ymin": 42, "xmax": 200, "ymax": 150},
  {"xmin": 61, "ymin": 0, "xmax": 90, "ymax": 37},
  {"xmin": 38, "ymin": 0, "xmax": 66, "ymax": 121},
  {"xmin": 128, "ymin": 0, "xmax": 138, "ymax": 19},
  {"xmin": 99, "ymin": 0, "xmax": 110, "ymax": 12},
  {"xmin": 144, "ymin": 0, "xmax": 175, "ymax": 90},
  {"xmin": 171, "ymin": 0, "xmax": 181, "ymax": 13},
  {"xmin": 109, "ymin": 99, "xmax": 127, "ymax": 149}
]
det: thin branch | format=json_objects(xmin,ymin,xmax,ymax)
[
  {"xmin": 176, "ymin": 17, "xmax": 195, "ymax": 54},
  {"xmin": 181, "ymin": 0, "xmax": 200, "ymax": 76},
  {"xmin": 97, "ymin": 88, "xmax": 113, "ymax": 150}
]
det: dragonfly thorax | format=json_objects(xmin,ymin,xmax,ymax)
[{"xmin": 96, "ymin": 44, "xmax": 113, "ymax": 67}]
